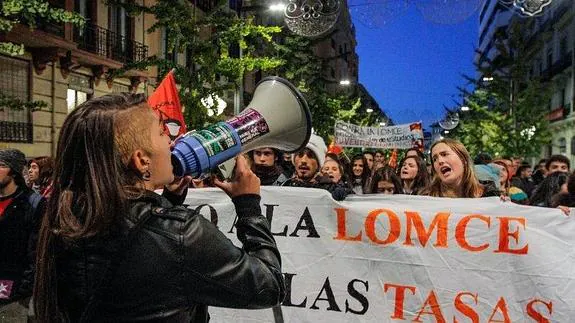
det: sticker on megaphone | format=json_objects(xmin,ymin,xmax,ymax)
[{"xmin": 171, "ymin": 108, "xmax": 269, "ymax": 177}]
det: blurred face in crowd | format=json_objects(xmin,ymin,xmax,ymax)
[
  {"xmin": 322, "ymin": 160, "xmax": 342, "ymax": 183},
  {"xmin": 374, "ymin": 152, "xmax": 385, "ymax": 164},
  {"xmin": 537, "ymin": 161, "xmax": 546, "ymax": 171},
  {"xmin": 520, "ymin": 167, "xmax": 532, "ymax": 178},
  {"xmin": 253, "ymin": 148, "xmax": 276, "ymax": 167},
  {"xmin": 400, "ymin": 157, "xmax": 418, "ymax": 180},
  {"xmin": 492, "ymin": 163, "xmax": 508, "ymax": 187},
  {"xmin": 294, "ymin": 148, "xmax": 319, "ymax": 180},
  {"xmin": 376, "ymin": 180, "xmax": 396, "ymax": 195},
  {"xmin": 363, "ymin": 153, "xmax": 374, "ymax": 170},
  {"xmin": 0, "ymin": 162, "xmax": 15, "ymax": 190},
  {"xmin": 28, "ymin": 162, "xmax": 40, "ymax": 183},
  {"xmin": 431, "ymin": 143, "xmax": 464, "ymax": 187},
  {"xmin": 548, "ymin": 161, "xmax": 569, "ymax": 174},
  {"xmin": 352, "ymin": 159, "xmax": 364, "ymax": 177}
]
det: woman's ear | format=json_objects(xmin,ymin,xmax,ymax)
[{"xmin": 130, "ymin": 149, "xmax": 151, "ymax": 174}]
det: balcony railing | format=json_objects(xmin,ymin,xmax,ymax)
[
  {"xmin": 0, "ymin": 121, "xmax": 33, "ymax": 143},
  {"xmin": 74, "ymin": 23, "xmax": 148, "ymax": 64}
]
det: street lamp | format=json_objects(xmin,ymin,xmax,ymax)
[{"xmin": 269, "ymin": 3, "xmax": 286, "ymax": 12}]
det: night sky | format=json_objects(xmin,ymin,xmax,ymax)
[{"xmin": 350, "ymin": 5, "xmax": 479, "ymax": 130}]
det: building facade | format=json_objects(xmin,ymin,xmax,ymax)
[
  {"xmin": 475, "ymin": 0, "xmax": 575, "ymax": 161},
  {"xmin": 1, "ymin": 0, "xmax": 164, "ymax": 157}
]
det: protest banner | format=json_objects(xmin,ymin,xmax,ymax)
[
  {"xmin": 185, "ymin": 187, "xmax": 575, "ymax": 322},
  {"xmin": 334, "ymin": 121, "xmax": 424, "ymax": 150}
]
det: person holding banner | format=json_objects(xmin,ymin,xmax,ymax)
[
  {"xmin": 423, "ymin": 139, "xmax": 499, "ymax": 198},
  {"xmin": 369, "ymin": 166, "xmax": 403, "ymax": 195},
  {"xmin": 398, "ymin": 155, "xmax": 429, "ymax": 195},
  {"xmin": 349, "ymin": 154, "xmax": 370, "ymax": 194},
  {"xmin": 33, "ymin": 93, "xmax": 285, "ymax": 322},
  {"xmin": 284, "ymin": 134, "xmax": 349, "ymax": 201}
]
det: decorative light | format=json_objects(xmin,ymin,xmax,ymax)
[
  {"xmin": 439, "ymin": 111, "xmax": 459, "ymax": 130},
  {"xmin": 339, "ymin": 79, "xmax": 351, "ymax": 85},
  {"xmin": 498, "ymin": 0, "xmax": 553, "ymax": 17},
  {"xmin": 366, "ymin": 108, "xmax": 374, "ymax": 113},
  {"xmin": 283, "ymin": 0, "xmax": 342, "ymax": 38},
  {"xmin": 482, "ymin": 76, "xmax": 494, "ymax": 82},
  {"xmin": 461, "ymin": 106, "xmax": 470, "ymax": 111},
  {"xmin": 379, "ymin": 121, "xmax": 386, "ymax": 126}
]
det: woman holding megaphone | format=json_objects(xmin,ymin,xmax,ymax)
[{"xmin": 33, "ymin": 93, "xmax": 285, "ymax": 322}]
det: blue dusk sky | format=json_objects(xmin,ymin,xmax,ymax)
[{"xmin": 350, "ymin": 5, "xmax": 479, "ymax": 129}]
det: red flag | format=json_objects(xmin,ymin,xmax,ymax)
[
  {"xmin": 327, "ymin": 140, "xmax": 343, "ymax": 155},
  {"xmin": 388, "ymin": 149, "xmax": 398, "ymax": 169},
  {"xmin": 148, "ymin": 70, "xmax": 186, "ymax": 140}
]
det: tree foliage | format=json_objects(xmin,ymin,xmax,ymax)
[
  {"xmin": 452, "ymin": 20, "xmax": 552, "ymax": 158},
  {"xmin": 0, "ymin": 0, "xmax": 85, "ymax": 56},
  {"xmin": 108, "ymin": 0, "xmax": 283, "ymax": 129},
  {"xmin": 268, "ymin": 33, "xmax": 367, "ymax": 141}
]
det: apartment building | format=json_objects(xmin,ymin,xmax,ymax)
[
  {"xmin": 0, "ymin": 0, "xmax": 165, "ymax": 157},
  {"xmin": 475, "ymin": 0, "xmax": 575, "ymax": 160}
]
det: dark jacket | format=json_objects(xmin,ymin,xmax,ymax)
[
  {"xmin": 55, "ymin": 190, "xmax": 285, "ymax": 322},
  {"xmin": 0, "ymin": 187, "xmax": 45, "ymax": 305}
]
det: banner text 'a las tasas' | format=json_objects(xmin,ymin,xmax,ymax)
[{"xmin": 185, "ymin": 187, "xmax": 575, "ymax": 322}]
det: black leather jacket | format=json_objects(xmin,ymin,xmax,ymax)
[
  {"xmin": 0, "ymin": 187, "xmax": 44, "ymax": 305},
  {"xmin": 56, "ymin": 189, "xmax": 285, "ymax": 322}
]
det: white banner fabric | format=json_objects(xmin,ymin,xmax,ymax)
[
  {"xmin": 184, "ymin": 187, "xmax": 575, "ymax": 322},
  {"xmin": 334, "ymin": 121, "xmax": 424, "ymax": 149}
]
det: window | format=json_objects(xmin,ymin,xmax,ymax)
[
  {"xmin": 66, "ymin": 74, "xmax": 92, "ymax": 113},
  {"xmin": 558, "ymin": 137, "xmax": 567, "ymax": 154},
  {"xmin": 109, "ymin": 0, "xmax": 133, "ymax": 60},
  {"xmin": 162, "ymin": 28, "xmax": 177, "ymax": 63},
  {"xmin": 0, "ymin": 55, "xmax": 32, "ymax": 143}
]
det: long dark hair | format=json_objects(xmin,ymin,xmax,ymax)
[
  {"xmin": 398, "ymin": 155, "xmax": 429, "ymax": 194},
  {"xmin": 34, "ymin": 93, "xmax": 152, "ymax": 322},
  {"xmin": 28, "ymin": 156, "xmax": 54, "ymax": 188},
  {"xmin": 369, "ymin": 166, "xmax": 403, "ymax": 194},
  {"xmin": 349, "ymin": 154, "xmax": 370, "ymax": 189},
  {"xmin": 531, "ymin": 171, "xmax": 569, "ymax": 207}
]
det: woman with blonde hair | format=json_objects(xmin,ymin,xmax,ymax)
[
  {"xmin": 422, "ymin": 139, "xmax": 498, "ymax": 198},
  {"xmin": 33, "ymin": 93, "xmax": 284, "ymax": 322}
]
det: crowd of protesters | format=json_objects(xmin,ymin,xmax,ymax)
[
  {"xmin": 239, "ymin": 136, "xmax": 575, "ymax": 212},
  {"xmin": 2, "ymin": 107, "xmax": 575, "ymax": 321}
]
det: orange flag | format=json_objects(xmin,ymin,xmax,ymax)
[
  {"xmin": 148, "ymin": 70, "xmax": 186, "ymax": 140},
  {"xmin": 388, "ymin": 149, "xmax": 398, "ymax": 169}
]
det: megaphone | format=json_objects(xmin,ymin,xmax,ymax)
[{"xmin": 171, "ymin": 76, "xmax": 312, "ymax": 177}]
